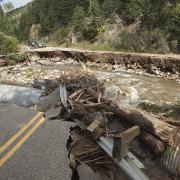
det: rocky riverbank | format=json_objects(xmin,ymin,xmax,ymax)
[
  {"xmin": 28, "ymin": 47, "xmax": 180, "ymax": 81},
  {"xmin": 0, "ymin": 56, "xmax": 179, "ymax": 121}
]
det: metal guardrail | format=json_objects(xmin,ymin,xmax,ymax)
[{"xmin": 98, "ymin": 137, "xmax": 149, "ymax": 180}]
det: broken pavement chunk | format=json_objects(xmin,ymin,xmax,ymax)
[
  {"xmin": 33, "ymin": 79, "xmax": 53, "ymax": 92},
  {"xmin": 45, "ymin": 106, "xmax": 62, "ymax": 120},
  {"xmin": 36, "ymin": 88, "xmax": 60, "ymax": 111}
]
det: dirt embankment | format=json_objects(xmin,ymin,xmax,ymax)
[{"xmin": 28, "ymin": 47, "xmax": 180, "ymax": 78}]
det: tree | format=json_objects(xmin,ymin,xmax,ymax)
[
  {"xmin": 13, "ymin": 0, "xmax": 179, "ymax": 53},
  {"xmin": 2, "ymin": 1, "xmax": 14, "ymax": 13},
  {"xmin": 0, "ymin": 2, "xmax": 3, "ymax": 15},
  {"xmin": 0, "ymin": 32, "xmax": 19, "ymax": 54},
  {"xmin": 91, "ymin": 0, "xmax": 103, "ymax": 26},
  {"xmin": 0, "ymin": 10, "xmax": 12, "ymax": 34},
  {"xmin": 102, "ymin": 0, "xmax": 117, "ymax": 18},
  {"xmin": 70, "ymin": 6, "xmax": 86, "ymax": 31},
  {"xmin": 168, "ymin": 5, "xmax": 180, "ymax": 52}
]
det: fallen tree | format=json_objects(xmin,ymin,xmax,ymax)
[
  {"xmin": 139, "ymin": 131, "xmax": 166, "ymax": 155},
  {"xmin": 56, "ymin": 71, "xmax": 178, "ymax": 155},
  {"xmin": 40, "ymin": 70, "xmax": 179, "ymax": 176},
  {"xmin": 110, "ymin": 101, "xmax": 176, "ymax": 144}
]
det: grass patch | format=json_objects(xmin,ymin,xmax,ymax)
[
  {"xmin": 48, "ymin": 39, "xmax": 117, "ymax": 52},
  {"xmin": 138, "ymin": 102, "xmax": 180, "ymax": 120}
]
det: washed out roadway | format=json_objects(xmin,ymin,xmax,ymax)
[{"xmin": 0, "ymin": 104, "xmax": 72, "ymax": 180}]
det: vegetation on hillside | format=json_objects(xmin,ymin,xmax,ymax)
[
  {"xmin": 0, "ymin": 3, "xmax": 19, "ymax": 54},
  {"xmin": 0, "ymin": 32, "xmax": 19, "ymax": 54},
  {"xmin": 6, "ymin": 0, "xmax": 180, "ymax": 53}
]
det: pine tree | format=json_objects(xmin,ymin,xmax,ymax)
[
  {"xmin": 91, "ymin": 0, "xmax": 103, "ymax": 26},
  {"xmin": 102, "ymin": 0, "xmax": 117, "ymax": 18},
  {"xmin": 70, "ymin": 6, "xmax": 86, "ymax": 31}
]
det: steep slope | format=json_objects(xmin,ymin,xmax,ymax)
[{"xmin": 8, "ymin": 0, "xmax": 180, "ymax": 53}]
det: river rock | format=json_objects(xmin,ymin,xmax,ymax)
[
  {"xmin": 104, "ymin": 85, "xmax": 121, "ymax": 100},
  {"xmin": 0, "ymin": 59, "xmax": 8, "ymax": 67}
]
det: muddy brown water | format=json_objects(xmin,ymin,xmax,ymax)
[
  {"xmin": 93, "ymin": 69, "xmax": 180, "ymax": 106},
  {"xmin": 38, "ymin": 62, "xmax": 180, "ymax": 106},
  {"xmin": 0, "ymin": 61, "xmax": 180, "ymax": 107}
]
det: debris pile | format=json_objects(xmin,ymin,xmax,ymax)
[
  {"xmin": 38, "ymin": 70, "xmax": 179, "ymax": 179},
  {"xmin": 0, "ymin": 49, "xmax": 179, "ymax": 179}
]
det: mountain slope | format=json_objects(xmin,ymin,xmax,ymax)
[{"xmin": 9, "ymin": 0, "xmax": 180, "ymax": 53}]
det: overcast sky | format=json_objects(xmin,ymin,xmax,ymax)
[{"xmin": 1, "ymin": 0, "xmax": 32, "ymax": 9}]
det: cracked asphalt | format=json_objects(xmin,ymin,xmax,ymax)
[{"xmin": 0, "ymin": 104, "xmax": 73, "ymax": 180}]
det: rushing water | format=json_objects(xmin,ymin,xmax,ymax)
[
  {"xmin": 1, "ymin": 60, "xmax": 180, "ymax": 107},
  {"xmin": 0, "ymin": 85, "xmax": 44, "ymax": 107},
  {"xmin": 44, "ymin": 61, "xmax": 180, "ymax": 106},
  {"xmin": 92, "ymin": 69, "xmax": 180, "ymax": 106}
]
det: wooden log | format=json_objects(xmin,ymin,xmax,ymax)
[
  {"xmin": 69, "ymin": 89, "xmax": 83, "ymax": 99},
  {"xmin": 164, "ymin": 119, "xmax": 180, "ymax": 126},
  {"xmin": 110, "ymin": 101, "xmax": 176, "ymax": 144},
  {"xmin": 140, "ymin": 131, "xmax": 166, "ymax": 155}
]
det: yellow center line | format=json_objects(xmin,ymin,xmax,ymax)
[
  {"xmin": 0, "ymin": 117, "xmax": 46, "ymax": 167},
  {"xmin": 0, "ymin": 112, "xmax": 43, "ymax": 154}
]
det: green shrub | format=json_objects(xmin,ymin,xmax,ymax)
[
  {"xmin": 52, "ymin": 27, "xmax": 69, "ymax": 45},
  {"xmin": 0, "ymin": 32, "xmax": 19, "ymax": 54},
  {"xmin": 113, "ymin": 29, "xmax": 170, "ymax": 53},
  {"xmin": 70, "ymin": 6, "xmax": 86, "ymax": 31},
  {"xmin": 8, "ymin": 53, "xmax": 27, "ymax": 65},
  {"xmin": 82, "ymin": 24, "xmax": 99, "ymax": 42},
  {"xmin": 169, "ymin": 40, "xmax": 179, "ymax": 53},
  {"xmin": 139, "ymin": 102, "xmax": 180, "ymax": 120},
  {"xmin": 65, "ymin": 40, "xmax": 115, "ymax": 51}
]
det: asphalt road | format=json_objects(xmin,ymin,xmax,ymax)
[{"xmin": 0, "ymin": 104, "xmax": 73, "ymax": 180}]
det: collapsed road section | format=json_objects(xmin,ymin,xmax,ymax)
[
  {"xmin": 0, "ymin": 104, "xmax": 74, "ymax": 180},
  {"xmin": 36, "ymin": 71, "xmax": 179, "ymax": 179},
  {"xmin": 0, "ymin": 48, "xmax": 179, "ymax": 179},
  {"xmin": 57, "ymin": 72, "xmax": 180, "ymax": 180}
]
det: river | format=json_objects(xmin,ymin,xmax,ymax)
[{"xmin": 0, "ymin": 60, "xmax": 180, "ymax": 108}]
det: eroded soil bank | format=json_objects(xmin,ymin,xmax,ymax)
[{"xmin": 28, "ymin": 47, "xmax": 180, "ymax": 81}]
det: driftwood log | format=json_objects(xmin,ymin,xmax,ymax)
[
  {"xmin": 60, "ymin": 73, "xmax": 178, "ymax": 156},
  {"xmin": 140, "ymin": 131, "xmax": 166, "ymax": 155},
  {"xmin": 110, "ymin": 101, "xmax": 176, "ymax": 144}
]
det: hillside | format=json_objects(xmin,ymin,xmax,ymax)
[{"xmin": 8, "ymin": 0, "xmax": 180, "ymax": 53}]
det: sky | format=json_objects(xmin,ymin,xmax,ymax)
[{"xmin": 0, "ymin": 0, "xmax": 32, "ymax": 9}]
